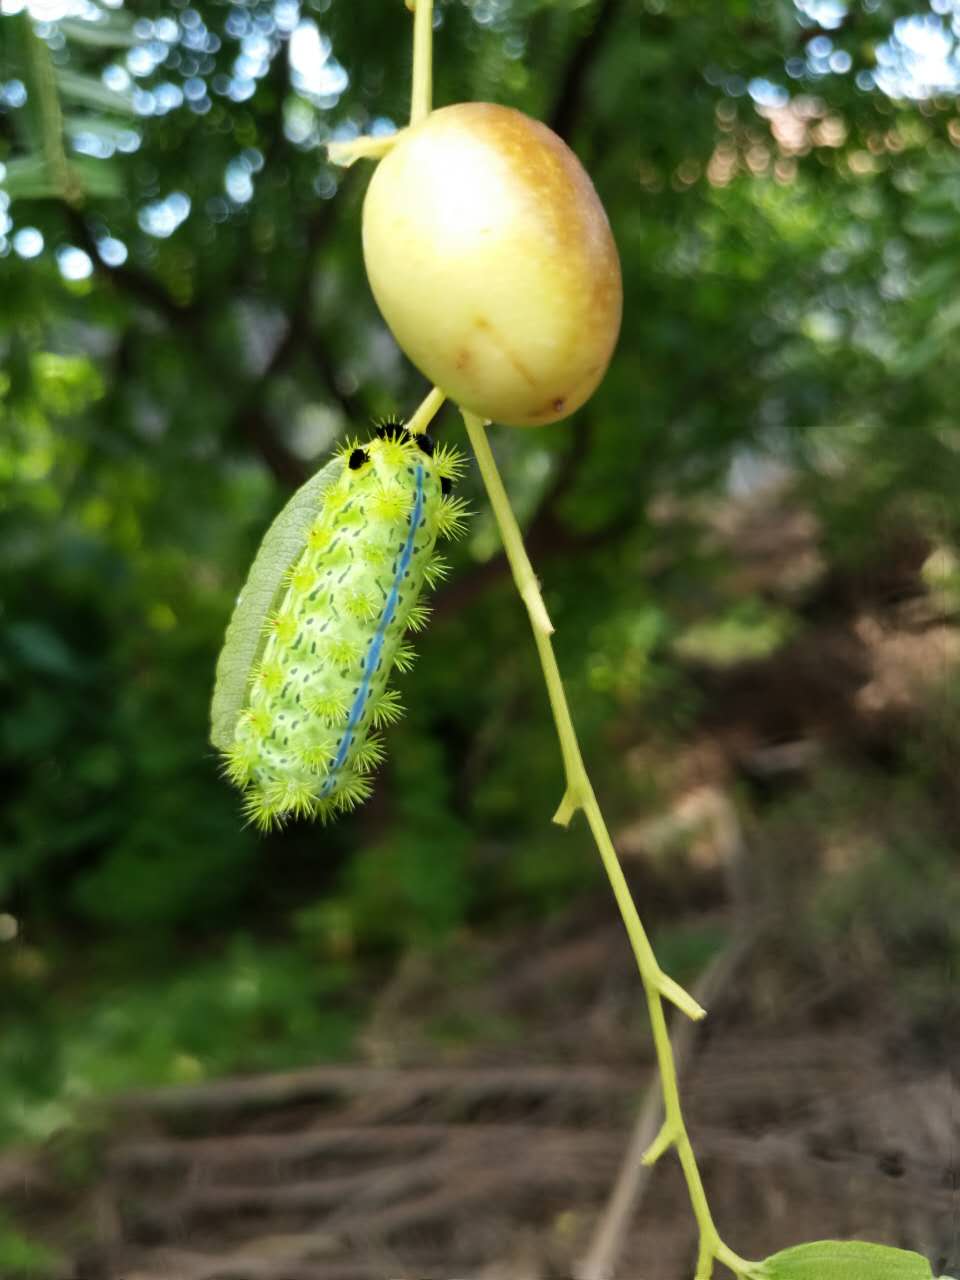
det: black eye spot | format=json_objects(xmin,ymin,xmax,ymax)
[
  {"xmin": 440, "ymin": 475, "xmax": 453, "ymax": 495},
  {"xmin": 375, "ymin": 420, "xmax": 409, "ymax": 443},
  {"xmin": 349, "ymin": 448, "xmax": 369, "ymax": 470},
  {"xmin": 415, "ymin": 432, "xmax": 435, "ymax": 457}
]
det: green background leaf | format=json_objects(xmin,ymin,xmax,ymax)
[{"xmin": 764, "ymin": 1242, "xmax": 935, "ymax": 1280}]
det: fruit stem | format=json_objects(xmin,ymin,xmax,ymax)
[
  {"xmin": 405, "ymin": 386, "xmax": 445, "ymax": 436},
  {"xmin": 462, "ymin": 409, "xmax": 759, "ymax": 1279},
  {"xmin": 327, "ymin": 134, "xmax": 398, "ymax": 168},
  {"xmin": 409, "ymin": 0, "xmax": 434, "ymax": 126}
]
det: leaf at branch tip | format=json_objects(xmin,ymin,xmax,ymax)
[
  {"xmin": 210, "ymin": 456, "xmax": 345, "ymax": 752},
  {"xmin": 763, "ymin": 1241, "xmax": 935, "ymax": 1280}
]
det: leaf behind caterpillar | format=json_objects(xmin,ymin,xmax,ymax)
[{"xmin": 210, "ymin": 456, "xmax": 345, "ymax": 752}]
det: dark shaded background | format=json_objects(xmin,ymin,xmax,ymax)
[{"xmin": 1, "ymin": 0, "xmax": 959, "ymax": 1275}]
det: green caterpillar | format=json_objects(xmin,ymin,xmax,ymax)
[{"xmin": 210, "ymin": 424, "xmax": 467, "ymax": 829}]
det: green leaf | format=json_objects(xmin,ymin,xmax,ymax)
[
  {"xmin": 6, "ymin": 621, "xmax": 79, "ymax": 679},
  {"xmin": 1, "ymin": 155, "xmax": 61, "ymax": 200},
  {"xmin": 13, "ymin": 14, "xmax": 74, "ymax": 196},
  {"xmin": 763, "ymin": 1241, "xmax": 935, "ymax": 1280},
  {"xmin": 68, "ymin": 156, "xmax": 125, "ymax": 198},
  {"xmin": 0, "ymin": 1210, "xmax": 63, "ymax": 1280},
  {"xmin": 1, "ymin": 154, "xmax": 123, "ymax": 201},
  {"xmin": 914, "ymin": 258, "xmax": 960, "ymax": 300},
  {"xmin": 904, "ymin": 210, "xmax": 957, "ymax": 240},
  {"xmin": 209, "ymin": 455, "xmax": 345, "ymax": 752},
  {"xmin": 58, "ymin": 15, "xmax": 137, "ymax": 48},
  {"xmin": 54, "ymin": 68, "xmax": 135, "ymax": 116},
  {"xmin": 64, "ymin": 113, "xmax": 139, "ymax": 146}
]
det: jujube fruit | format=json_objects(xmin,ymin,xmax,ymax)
[{"xmin": 362, "ymin": 102, "xmax": 623, "ymax": 427}]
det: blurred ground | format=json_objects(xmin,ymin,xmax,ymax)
[
  {"xmin": 4, "ymin": 478, "xmax": 958, "ymax": 1280},
  {"xmin": 5, "ymin": 917, "xmax": 957, "ymax": 1279}
]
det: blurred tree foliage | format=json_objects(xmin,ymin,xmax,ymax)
[{"xmin": 2, "ymin": 0, "xmax": 960, "ymax": 1145}]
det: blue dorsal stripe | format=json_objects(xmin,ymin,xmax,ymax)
[{"xmin": 321, "ymin": 463, "xmax": 426, "ymax": 795}]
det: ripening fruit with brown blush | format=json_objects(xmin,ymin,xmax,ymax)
[{"xmin": 362, "ymin": 103, "xmax": 623, "ymax": 427}]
